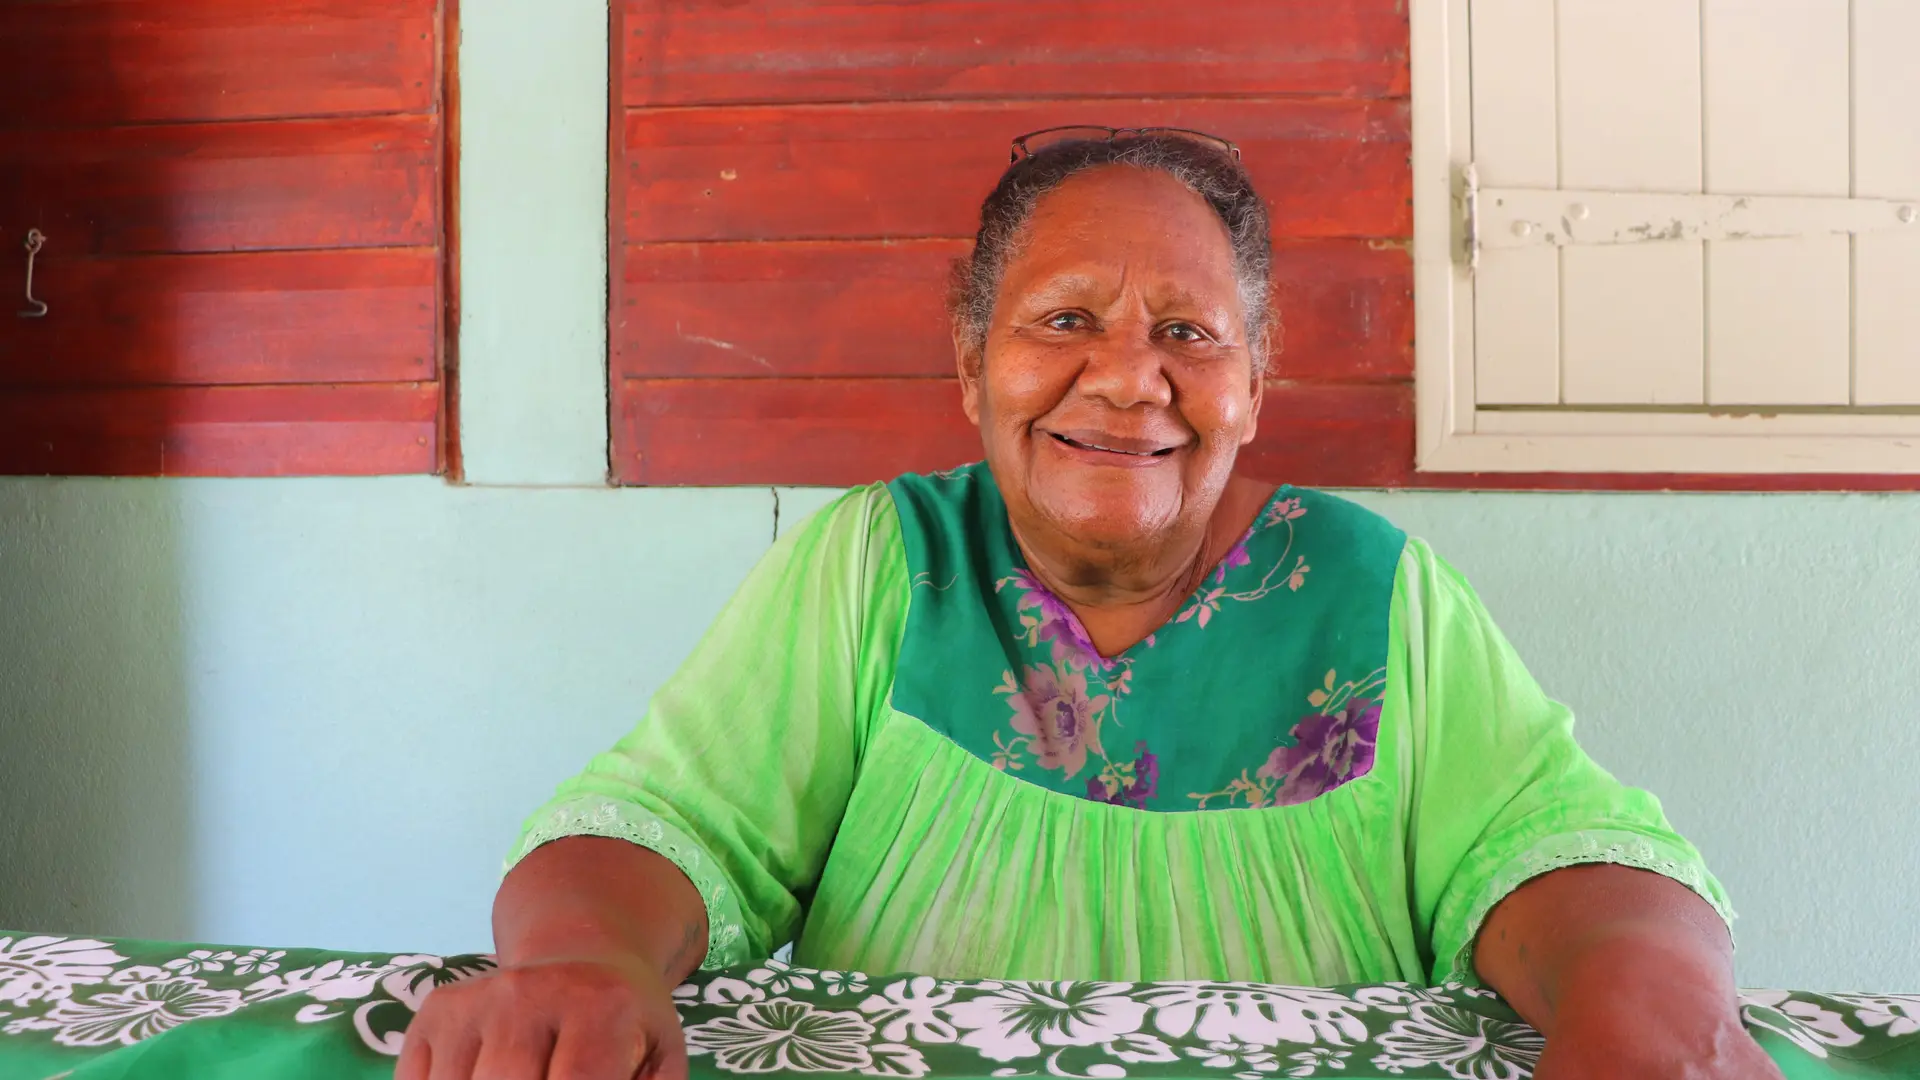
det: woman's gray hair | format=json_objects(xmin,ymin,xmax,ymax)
[{"xmin": 949, "ymin": 134, "xmax": 1276, "ymax": 366}]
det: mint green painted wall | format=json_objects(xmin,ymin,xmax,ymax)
[
  {"xmin": 2, "ymin": 0, "xmax": 1916, "ymax": 996},
  {"xmin": 4, "ymin": 480, "xmax": 1916, "ymax": 990}
]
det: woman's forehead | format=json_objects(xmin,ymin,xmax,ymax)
[{"xmin": 1007, "ymin": 170, "xmax": 1241, "ymax": 295}]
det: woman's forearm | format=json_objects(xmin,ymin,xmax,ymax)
[
  {"xmin": 493, "ymin": 836, "xmax": 712, "ymax": 985},
  {"xmin": 1475, "ymin": 863, "xmax": 1737, "ymax": 1037}
]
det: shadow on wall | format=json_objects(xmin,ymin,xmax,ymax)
[
  {"xmin": 0, "ymin": 19, "xmax": 196, "ymax": 939},
  {"xmin": 0, "ymin": 480, "xmax": 194, "ymax": 939}
]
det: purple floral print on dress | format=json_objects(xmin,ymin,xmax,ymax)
[
  {"xmin": 1008, "ymin": 664, "xmax": 1110, "ymax": 777},
  {"xmin": 1258, "ymin": 697, "xmax": 1381, "ymax": 806},
  {"xmin": 1087, "ymin": 742, "xmax": 1160, "ymax": 809},
  {"xmin": 1212, "ymin": 531, "xmax": 1255, "ymax": 585},
  {"xmin": 1003, "ymin": 571, "xmax": 1102, "ymax": 667}
]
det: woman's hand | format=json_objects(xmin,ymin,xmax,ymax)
[
  {"xmin": 397, "ymin": 954, "xmax": 687, "ymax": 1080},
  {"xmin": 397, "ymin": 837, "xmax": 714, "ymax": 1080}
]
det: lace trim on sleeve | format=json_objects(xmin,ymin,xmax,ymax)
[
  {"xmin": 504, "ymin": 795, "xmax": 750, "ymax": 971},
  {"xmin": 1443, "ymin": 828, "xmax": 1738, "ymax": 987}
]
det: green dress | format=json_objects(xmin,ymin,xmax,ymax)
[{"xmin": 508, "ymin": 465, "xmax": 1730, "ymax": 988}]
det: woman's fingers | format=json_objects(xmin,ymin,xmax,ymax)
[
  {"xmin": 645, "ymin": 1032, "xmax": 691, "ymax": 1080},
  {"xmin": 392, "ymin": 959, "xmax": 681, "ymax": 1080},
  {"xmin": 545, "ymin": 1021, "xmax": 647, "ymax": 1080},
  {"xmin": 423, "ymin": 1029, "xmax": 482, "ymax": 1080},
  {"xmin": 467, "ymin": 1023, "xmax": 555, "ymax": 1080}
]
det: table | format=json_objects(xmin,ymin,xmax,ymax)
[{"xmin": 1, "ymin": 932, "xmax": 1914, "ymax": 1079}]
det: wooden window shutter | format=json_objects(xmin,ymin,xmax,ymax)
[
  {"xmin": 1415, "ymin": 0, "xmax": 1920, "ymax": 487},
  {"xmin": 610, "ymin": 1, "xmax": 1415, "ymax": 487},
  {"xmin": 0, "ymin": 0, "xmax": 453, "ymax": 477}
]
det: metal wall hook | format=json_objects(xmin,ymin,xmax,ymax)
[{"xmin": 20, "ymin": 229, "xmax": 48, "ymax": 318}]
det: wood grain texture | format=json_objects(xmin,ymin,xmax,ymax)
[
  {"xmin": 615, "ymin": 239, "xmax": 1410, "ymax": 380},
  {"xmin": 0, "ymin": 115, "xmax": 439, "ymax": 255},
  {"xmin": 614, "ymin": 374, "xmax": 1920, "ymax": 489},
  {"xmin": 622, "ymin": 0, "xmax": 1409, "ymax": 106},
  {"xmin": 0, "ymin": 249, "xmax": 438, "ymax": 387},
  {"xmin": 1268, "ymin": 240, "xmax": 1411, "ymax": 381},
  {"xmin": 614, "ymin": 377, "xmax": 1411, "ymax": 486},
  {"xmin": 623, "ymin": 99, "xmax": 1410, "ymax": 242},
  {"xmin": 0, "ymin": 383, "xmax": 439, "ymax": 476},
  {"xmin": 0, "ymin": 0, "xmax": 436, "ymax": 129}
]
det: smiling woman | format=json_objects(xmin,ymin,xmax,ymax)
[{"xmin": 397, "ymin": 135, "xmax": 1777, "ymax": 1080}]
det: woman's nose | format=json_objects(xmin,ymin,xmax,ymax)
[{"xmin": 1074, "ymin": 327, "xmax": 1173, "ymax": 410}]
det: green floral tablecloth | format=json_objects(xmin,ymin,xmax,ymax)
[{"xmin": 0, "ymin": 933, "xmax": 1915, "ymax": 1079}]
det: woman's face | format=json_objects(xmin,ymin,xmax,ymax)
[{"xmin": 959, "ymin": 166, "xmax": 1264, "ymax": 557}]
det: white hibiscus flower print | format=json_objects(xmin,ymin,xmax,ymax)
[
  {"xmin": 0, "ymin": 936, "xmax": 125, "ymax": 1008},
  {"xmin": 1832, "ymin": 994, "xmax": 1920, "ymax": 1038},
  {"xmin": 945, "ymin": 982, "xmax": 1149, "ymax": 1063},
  {"xmin": 1106, "ymin": 1031, "xmax": 1180, "ymax": 1064},
  {"xmin": 231, "ymin": 949, "xmax": 285, "ymax": 976},
  {"xmin": 864, "ymin": 1042, "xmax": 932, "ymax": 1078},
  {"xmin": 684, "ymin": 998, "xmax": 880, "ymax": 1073},
  {"xmin": 861, "ymin": 977, "xmax": 960, "ymax": 1044},
  {"xmin": 4, "ymin": 976, "xmax": 243, "ymax": 1047},
  {"xmin": 1186, "ymin": 1038, "xmax": 1280, "ymax": 1073},
  {"xmin": 1143, "ymin": 984, "xmax": 1370, "ymax": 1048},
  {"xmin": 243, "ymin": 959, "xmax": 395, "ymax": 1005},
  {"xmin": 1741, "ymin": 991, "xmax": 1863, "ymax": 1058},
  {"xmin": 1352, "ymin": 983, "xmax": 1488, "ymax": 1014},
  {"xmin": 746, "ymin": 958, "xmax": 817, "ymax": 996},
  {"xmin": 163, "ymin": 949, "xmax": 237, "ymax": 976},
  {"xmin": 1372, "ymin": 1003, "xmax": 1543, "ymax": 1080},
  {"xmin": 703, "ymin": 975, "xmax": 769, "ymax": 1006},
  {"xmin": 818, "ymin": 970, "xmax": 870, "ymax": 997},
  {"xmin": 1286, "ymin": 1047, "xmax": 1349, "ymax": 1076}
]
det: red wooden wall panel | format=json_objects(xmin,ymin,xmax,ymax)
[
  {"xmin": 618, "ymin": 238, "xmax": 1412, "ymax": 382},
  {"xmin": 622, "ymin": 0, "xmax": 1410, "ymax": 106},
  {"xmin": 612, "ymin": 1, "xmax": 1414, "ymax": 486},
  {"xmin": 0, "ymin": 1, "xmax": 450, "ymax": 477},
  {"xmin": 0, "ymin": 0, "xmax": 436, "ymax": 128},
  {"xmin": 0, "ymin": 250, "xmax": 438, "ymax": 387},
  {"xmin": 0, "ymin": 117, "xmax": 439, "ymax": 256},
  {"xmin": 0, "ymin": 384, "xmax": 439, "ymax": 477},
  {"xmin": 623, "ymin": 100, "xmax": 1410, "ymax": 243},
  {"xmin": 619, "ymin": 379, "xmax": 1414, "ymax": 488}
]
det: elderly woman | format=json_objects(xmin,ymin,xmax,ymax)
[{"xmin": 401, "ymin": 130, "xmax": 1775, "ymax": 1080}]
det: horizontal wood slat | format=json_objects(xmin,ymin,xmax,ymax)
[
  {"xmin": 0, "ymin": 249, "xmax": 438, "ymax": 388},
  {"xmin": 619, "ymin": 239, "xmax": 959, "ymax": 378},
  {"xmin": 0, "ymin": 116, "xmax": 439, "ymax": 255},
  {"xmin": 615, "ymin": 378, "xmax": 1411, "ymax": 486},
  {"xmin": 623, "ymin": 100, "xmax": 1410, "ymax": 242},
  {"xmin": 616, "ymin": 239, "xmax": 1411, "ymax": 380},
  {"xmin": 0, "ymin": 0, "xmax": 436, "ymax": 129},
  {"xmin": 0, "ymin": 383, "xmax": 440, "ymax": 476},
  {"xmin": 614, "ymin": 377, "xmax": 1920, "ymax": 489},
  {"xmin": 622, "ymin": 0, "xmax": 1409, "ymax": 106}
]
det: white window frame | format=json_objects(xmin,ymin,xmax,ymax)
[{"xmin": 1410, "ymin": 0, "xmax": 1920, "ymax": 475}]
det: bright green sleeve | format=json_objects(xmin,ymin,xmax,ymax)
[
  {"xmin": 1396, "ymin": 537, "xmax": 1735, "ymax": 986},
  {"xmin": 505, "ymin": 485, "xmax": 904, "ymax": 969}
]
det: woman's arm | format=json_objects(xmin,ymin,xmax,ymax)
[
  {"xmin": 495, "ymin": 837, "xmax": 711, "ymax": 983},
  {"xmin": 1477, "ymin": 864, "xmax": 1779, "ymax": 1078},
  {"xmin": 398, "ymin": 839, "xmax": 709, "ymax": 1080}
]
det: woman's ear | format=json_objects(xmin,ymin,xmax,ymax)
[
  {"xmin": 1241, "ymin": 309, "xmax": 1276, "ymax": 447},
  {"xmin": 955, "ymin": 324, "xmax": 985, "ymax": 426}
]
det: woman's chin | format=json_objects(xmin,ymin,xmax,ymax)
[{"xmin": 1031, "ymin": 480, "xmax": 1187, "ymax": 550}]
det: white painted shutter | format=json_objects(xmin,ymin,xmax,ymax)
[{"xmin": 1466, "ymin": 0, "xmax": 1920, "ymax": 414}]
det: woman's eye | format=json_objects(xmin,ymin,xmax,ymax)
[
  {"xmin": 1046, "ymin": 312, "xmax": 1088, "ymax": 331},
  {"xmin": 1163, "ymin": 322, "xmax": 1208, "ymax": 343}
]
